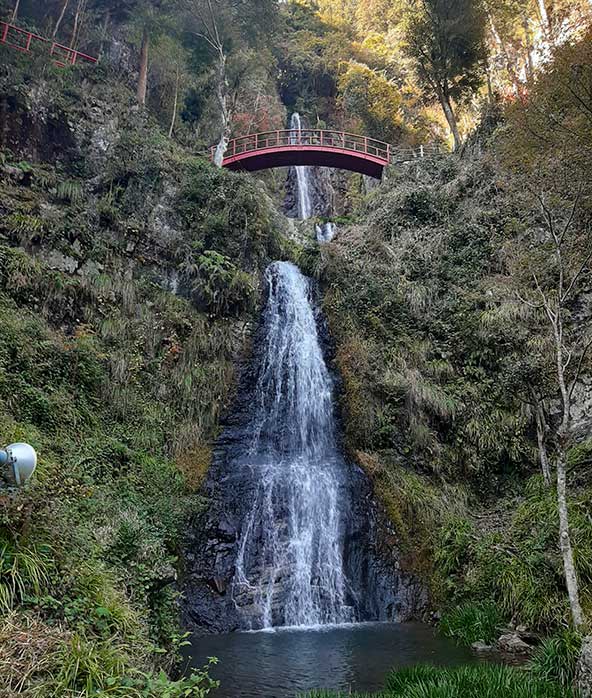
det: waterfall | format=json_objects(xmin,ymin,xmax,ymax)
[
  {"xmin": 183, "ymin": 118, "xmax": 424, "ymax": 637},
  {"xmin": 231, "ymin": 261, "xmax": 355, "ymax": 629},
  {"xmin": 290, "ymin": 113, "xmax": 337, "ymax": 242},
  {"xmin": 290, "ymin": 113, "xmax": 313, "ymax": 220},
  {"xmin": 316, "ymin": 222, "xmax": 336, "ymax": 243}
]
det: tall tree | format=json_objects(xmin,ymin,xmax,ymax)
[
  {"xmin": 10, "ymin": 0, "xmax": 20, "ymax": 22},
  {"xmin": 187, "ymin": 0, "xmax": 279, "ymax": 165},
  {"xmin": 515, "ymin": 190, "xmax": 591, "ymax": 630},
  {"xmin": 135, "ymin": 2, "xmax": 171, "ymax": 106},
  {"xmin": 403, "ymin": 0, "xmax": 487, "ymax": 150},
  {"xmin": 188, "ymin": 0, "xmax": 229, "ymax": 166}
]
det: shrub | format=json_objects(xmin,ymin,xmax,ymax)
[{"xmin": 440, "ymin": 601, "xmax": 504, "ymax": 646}]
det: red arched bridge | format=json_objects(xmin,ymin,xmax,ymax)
[{"xmin": 213, "ymin": 130, "xmax": 441, "ymax": 179}]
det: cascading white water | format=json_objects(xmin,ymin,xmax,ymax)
[
  {"xmin": 290, "ymin": 113, "xmax": 338, "ymax": 242},
  {"xmin": 232, "ymin": 261, "xmax": 355, "ymax": 629},
  {"xmin": 316, "ymin": 222, "xmax": 336, "ymax": 242},
  {"xmin": 290, "ymin": 113, "xmax": 314, "ymax": 220}
]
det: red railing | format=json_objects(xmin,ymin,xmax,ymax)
[
  {"xmin": 213, "ymin": 129, "xmax": 441, "ymax": 166},
  {"xmin": 0, "ymin": 21, "xmax": 98, "ymax": 67},
  {"xmin": 214, "ymin": 130, "xmax": 391, "ymax": 163}
]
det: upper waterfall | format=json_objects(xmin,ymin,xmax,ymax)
[
  {"xmin": 290, "ymin": 113, "xmax": 314, "ymax": 220},
  {"xmin": 290, "ymin": 113, "xmax": 337, "ymax": 242}
]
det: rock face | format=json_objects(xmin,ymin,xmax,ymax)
[
  {"xmin": 576, "ymin": 636, "xmax": 592, "ymax": 698},
  {"xmin": 284, "ymin": 165, "xmax": 336, "ymax": 219},
  {"xmin": 182, "ymin": 265, "xmax": 427, "ymax": 633}
]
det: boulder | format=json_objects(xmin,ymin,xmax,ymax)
[
  {"xmin": 472, "ymin": 641, "xmax": 494, "ymax": 653},
  {"xmin": 496, "ymin": 631, "xmax": 534, "ymax": 655},
  {"xmin": 576, "ymin": 636, "xmax": 592, "ymax": 698}
]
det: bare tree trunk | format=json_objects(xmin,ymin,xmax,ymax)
[
  {"xmin": 70, "ymin": 0, "xmax": 86, "ymax": 50},
  {"xmin": 523, "ymin": 14, "xmax": 535, "ymax": 80},
  {"xmin": 137, "ymin": 27, "xmax": 149, "ymax": 106},
  {"xmin": 557, "ymin": 445, "xmax": 585, "ymax": 629},
  {"xmin": 437, "ymin": 84, "xmax": 461, "ymax": 151},
  {"xmin": 213, "ymin": 50, "xmax": 230, "ymax": 167},
  {"xmin": 486, "ymin": 61, "xmax": 494, "ymax": 105},
  {"xmin": 488, "ymin": 12, "xmax": 522, "ymax": 94},
  {"xmin": 518, "ymin": 191, "xmax": 590, "ymax": 631},
  {"xmin": 169, "ymin": 65, "xmax": 180, "ymax": 139},
  {"xmin": 99, "ymin": 10, "xmax": 110, "ymax": 58},
  {"xmin": 537, "ymin": 0, "xmax": 552, "ymax": 40},
  {"xmin": 553, "ymin": 323, "xmax": 585, "ymax": 629},
  {"xmin": 10, "ymin": 0, "xmax": 20, "ymax": 23},
  {"xmin": 535, "ymin": 402, "xmax": 551, "ymax": 486},
  {"xmin": 53, "ymin": 0, "xmax": 70, "ymax": 38}
]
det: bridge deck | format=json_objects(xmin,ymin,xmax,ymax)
[{"xmin": 214, "ymin": 130, "xmax": 440, "ymax": 179}]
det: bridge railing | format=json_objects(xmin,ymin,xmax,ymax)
[
  {"xmin": 216, "ymin": 129, "xmax": 393, "ymax": 163},
  {"xmin": 0, "ymin": 21, "xmax": 98, "ymax": 67},
  {"xmin": 390, "ymin": 144, "xmax": 443, "ymax": 163},
  {"xmin": 214, "ymin": 129, "xmax": 443, "ymax": 166}
]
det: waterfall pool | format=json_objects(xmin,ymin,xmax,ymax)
[{"xmin": 183, "ymin": 622, "xmax": 476, "ymax": 698}]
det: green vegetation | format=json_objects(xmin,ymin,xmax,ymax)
[
  {"xmin": 384, "ymin": 664, "xmax": 571, "ymax": 698},
  {"xmin": 301, "ymin": 664, "xmax": 571, "ymax": 698},
  {"xmin": 0, "ymin": 56, "xmax": 287, "ymax": 695},
  {"xmin": 320, "ymin": 21, "xmax": 592, "ymax": 647},
  {"xmin": 440, "ymin": 602, "xmax": 503, "ymax": 646},
  {"xmin": 529, "ymin": 631, "xmax": 583, "ymax": 689}
]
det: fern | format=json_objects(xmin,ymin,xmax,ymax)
[{"xmin": 56, "ymin": 179, "xmax": 83, "ymax": 204}]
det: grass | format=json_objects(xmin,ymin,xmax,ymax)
[
  {"xmin": 300, "ymin": 693, "xmax": 393, "ymax": 698},
  {"xmin": 0, "ymin": 537, "xmax": 52, "ymax": 612},
  {"xmin": 385, "ymin": 664, "xmax": 572, "ymax": 697},
  {"xmin": 302, "ymin": 664, "xmax": 571, "ymax": 698},
  {"xmin": 440, "ymin": 602, "xmax": 503, "ymax": 646},
  {"xmin": 528, "ymin": 631, "xmax": 583, "ymax": 688}
]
